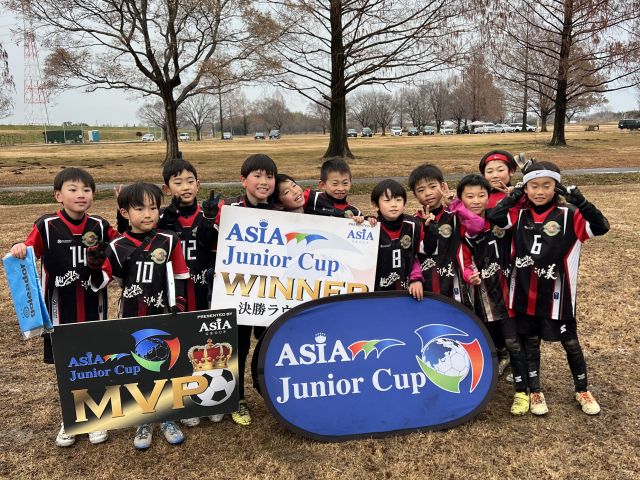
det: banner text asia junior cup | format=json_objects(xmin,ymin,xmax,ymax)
[{"xmin": 211, "ymin": 206, "xmax": 380, "ymax": 326}]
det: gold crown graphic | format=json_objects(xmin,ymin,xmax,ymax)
[{"xmin": 188, "ymin": 339, "xmax": 233, "ymax": 371}]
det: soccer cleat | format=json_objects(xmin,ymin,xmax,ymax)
[
  {"xmin": 510, "ymin": 392, "xmax": 530, "ymax": 416},
  {"xmin": 530, "ymin": 392, "xmax": 549, "ymax": 415},
  {"xmin": 231, "ymin": 400, "xmax": 252, "ymax": 426},
  {"xmin": 88, "ymin": 430, "xmax": 108, "ymax": 445},
  {"xmin": 498, "ymin": 357, "xmax": 510, "ymax": 377},
  {"xmin": 180, "ymin": 417, "xmax": 201, "ymax": 427},
  {"xmin": 55, "ymin": 423, "xmax": 76, "ymax": 447},
  {"xmin": 208, "ymin": 414, "xmax": 224, "ymax": 423},
  {"xmin": 134, "ymin": 424, "xmax": 153, "ymax": 450},
  {"xmin": 576, "ymin": 391, "xmax": 601, "ymax": 415},
  {"xmin": 505, "ymin": 372, "xmax": 514, "ymax": 383},
  {"xmin": 160, "ymin": 421, "xmax": 184, "ymax": 445}
]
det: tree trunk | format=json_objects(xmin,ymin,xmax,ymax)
[
  {"xmin": 324, "ymin": 0, "xmax": 353, "ymax": 159},
  {"xmin": 521, "ymin": 37, "xmax": 530, "ymax": 131},
  {"xmin": 163, "ymin": 95, "xmax": 181, "ymax": 162},
  {"xmin": 541, "ymin": 114, "xmax": 548, "ymax": 132},
  {"xmin": 218, "ymin": 86, "xmax": 224, "ymax": 140},
  {"xmin": 551, "ymin": 0, "xmax": 573, "ymax": 146},
  {"xmin": 195, "ymin": 125, "xmax": 202, "ymax": 141}
]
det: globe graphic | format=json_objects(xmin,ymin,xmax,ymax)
[
  {"xmin": 135, "ymin": 338, "xmax": 170, "ymax": 363},
  {"xmin": 421, "ymin": 338, "xmax": 470, "ymax": 379}
]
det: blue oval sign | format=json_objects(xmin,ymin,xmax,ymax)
[{"xmin": 258, "ymin": 292, "xmax": 497, "ymax": 441}]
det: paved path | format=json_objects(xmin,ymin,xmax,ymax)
[{"xmin": 1, "ymin": 167, "xmax": 638, "ymax": 192}]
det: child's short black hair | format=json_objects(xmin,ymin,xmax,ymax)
[
  {"xmin": 320, "ymin": 158, "xmax": 351, "ymax": 182},
  {"xmin": 408, "ymin": 164, "xmax": 444, "ymax": 191},
  {"xmin": 275, "ymin": 174, "xmax": 297, "ymax": 196},
  {"xmin": 241, "ymin": 154, "xmax": 278, "ymax": 178},
  {"xmin": 478, "ymin": 150, "xmax": 517, "ymax": 174},
  {"xmin": 162, "ymin": 158, "xmax": 198, "ymax": 185},
  {"xmin": 117, "ymin": 182, "xmax": 162, "ymax": 210},
  {"xmin": 371, "ymin": 179, "xmax": 407, "ymax": 205},
  {"xmin": 53, "ymin": 167, "xmax": 96, "ymax": 192},
  {"xmin": 457, "ymin": 174, "xmax": 492, "ymax": 198}
]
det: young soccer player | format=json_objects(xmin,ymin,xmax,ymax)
[
  {"xmin": 478, "ymin": 150, "xmax": 519, "ymax": 208},
  {"xmin": 304, "ymin": 158, "xmax": 362, "ymax": 218},
  {"xmin": 87, "ymin": 181, "xmax": 190, "ymax": 448},
  {"xmin": 488, "ymin": 161, "xmax": 610, "ymax": 415},
  {"xmin": 275, "ymin": 174, "xmax": 305, "ymax": 213},
  {"xmin": 213, "ymin": 154, "xmax": 278, "ymax": 426},
  {"xmin": 408, "ymin": 163, "xmax": 484, "ymax": 307},
  {"xmin": 457, "ymin": 174, "xmax": 529, "ymax": 414},
  {"xmin": 371, "ymin": 179, "xmax": 424, "ymax": 300},
  {"xmin": 10, "ymin": 167, "xmax": 117, "ymax": 447}
]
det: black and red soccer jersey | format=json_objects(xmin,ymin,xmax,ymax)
[
  {"xmin": 415, "ymin": 207, "xmax": 470, "ymax": 306},
  {"xmin": 504, "ymin": 203, "xmax": 594, "ymax": 320},
  {"xmin": 462, "ymin": 219, "xmax": 513, "ymax": 322},
  {"xmin": 25, "ymin": 210, "xmax": 118, "ymax": 325},
  {"xmin": 488, "ymin": 190, "xmax": 506, "ymax": 209},
  {"xmin": 161, "ymin": 202, "xmax": 216, "ymax": 311},
  {"xmin": 303, "ymin": 189, "xmax": 362, "ymax": 218},
  {"xmin": 97, "ymin": 230, "xmax": 189, "ymax": 318},
  {"xmin": 375, "ymin": 215, "xmax": 424, "ymax": 291}
]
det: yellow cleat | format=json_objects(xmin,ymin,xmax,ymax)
[
  {"xmin": 576, "ymin": 391, "xmax": 600, "ymax": 415},
  {"xmin": 511, "ymin": 392, "xmax": 530, "ymax": 416},
  {"xmin": 231, "ymin": 400, "xmax": 252, "ymax": 426}
]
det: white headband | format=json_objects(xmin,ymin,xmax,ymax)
[{"xmin": 522, "ymin": 170, "xmax": 561, "ymax": 184}]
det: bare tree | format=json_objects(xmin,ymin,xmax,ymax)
[
  {"xmin": 308, "ymin": 101, "xmax": 330, "ymax": 134},
  {"xmin": 12, "ymin": 0, "xmax": 268, "ymax": 161},
  {"xmin": 349, "ymin": 91, "xmax": 377, "ymax": 130},
  {"xmin": 266, "ymin": 0, "xmax": 470, "ymax": 158},
  {"xmin": 424, "ymin": 80, "xmax": 451, "ymax": 132},
  {"xmin": 488, "ymin": 0, "xmax": 640, "ymax": 145},
  {"xmin": 405, "ymin": 85, "xmax": 431, "ymax": 130},
  {"xmin": 138, "ymin": 101, "xmax": 167, "ymax": 138},
  {"xmin": 0, "ymin": 42, "xmax": 14, "ymax": 118},
  {"xmin": 373, "ymin": 91, "xmax": 394, "ymax": 135},
  {"xmin": 254, "ymin": 92, "xmax": 290, "ymax": 131},
  {"xmin": 179, "ymin": 95, "xmax": 216, "ymax": 141}
]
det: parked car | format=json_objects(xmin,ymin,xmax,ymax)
[
  {"xmin": 407, "ymin": 127, "xmax": 420, "ymax": 136},
  {"xmin": 347, "ymin": 128, "xmax": 358, "ymax": 138},
  {"xmin": 141, "ymin": 133, "xmax": 155, "ymax": 142},
  {"xmin": 510, "ymin": 123, "xmax": 537, "ymax": 132},
  {"xmin": 495, "ymin": 123, "xmax": 515, "ymax": 133},
  {"xmin": 222, "ymin": 131, "xmax": 233, "ymax": 140},
  {"xmin": 422, "ymin": 126, "xmax": 435, "ymax": 135},
  {"xmin": 361, "ymin": 127, "xmax": 373, "ymax": 137},
  {"xmin": 458, "ymin": 125, "xmax": 470, "ymax": 134},
  {"xmin": 390, "ymin": 126, "xmax": 403, "ymax": 136},
  {"xmin": 618, "ymin": 119, "xmax": 640, "ymax": 130},
  {"xmin": 269, "ymin": 129, "xmax": 281, "ymax": 139},
  {"xmin": 255, "ymin": 131, "xmax": 265, "ymax": 140},
  {"xmin": 179, "ymin": 132, "xmax": 191, "ymax": 141},
  {"xmin": 475, "ymin": 123, "xmax": 497, "ymax": 134},
  {"xmin": 440, "ymin": 127, "xmax": 454, "ymax": 135}
]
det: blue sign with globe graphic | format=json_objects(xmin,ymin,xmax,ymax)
[{"xmin": 258, "ymin": 292, "xmax": 497, "ymax": 441}]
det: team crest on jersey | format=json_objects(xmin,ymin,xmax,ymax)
[
  {"xmin": 438, "ymin": 224, "xmax": 453, "ymax": 238},
  {"xmin": 491, "ymin": 225, "xmax": 505, "ymax": 238},
  {"xmin": 400, "ymin": 234, "xmax": 412, "ymax": 249},
  {"xmin": 82, "ymin": 231, "xmax": 98, "ymax": 247},
  {"xmin": 543, "ymin": 221, "xmax": 561, "ymax": 237},
  {"xmin": 150, "ymin": 248, "xmax": 168, "ymax": 264}
]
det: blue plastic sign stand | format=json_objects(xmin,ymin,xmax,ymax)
[{"xmin": 258, "ymin": 292, "xmax": 497, "ymax": 442}]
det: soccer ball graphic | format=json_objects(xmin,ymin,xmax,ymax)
[
  {"xmin": 421, "ymin": 338, "xmax": 470, "ymax": 380},
  {"xmin": 135, "ymin": 338, "xmax": 170, "ymax": 363},
  {"xmin": 189, "ymin": 369, "xmax": 236, "ymax": 406}
]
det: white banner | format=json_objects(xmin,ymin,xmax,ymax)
[{"xmin": 211, "ymin": 206, "xmax": 380, "ymax": 326}]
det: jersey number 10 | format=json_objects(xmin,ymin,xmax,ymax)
[{"xmin": 135, "ymin": 261, "xmax": 154, "ymax": 283}]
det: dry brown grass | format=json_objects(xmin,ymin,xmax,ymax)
[
  {"xmin": 0, "ymin": 184, "xmax": 638, "ymax": 479},
  {"xmin": 1, "ymin": 125, "xmax": 639, "ymax": 186}
]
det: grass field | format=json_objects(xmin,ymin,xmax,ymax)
[{"xmin": 0, "ymin": 133, "xmax": 639, "ymax": 479}]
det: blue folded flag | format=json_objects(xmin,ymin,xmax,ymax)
[{"xmin": 2, "ymin": 247, "xmax": 52, "ymax": 339}]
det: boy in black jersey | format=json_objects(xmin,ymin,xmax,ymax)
[
  {"xmin": 457, "ymin": 174, "xmax": 529, "ymax": 415},
  {"xmin": 488, "ymin": 161, "xmax": 610, "ymax": 416},
  {"xmin": 158, "ymin": 159, "xmax": 222, "ymax": 427},
  {"xmin": 304, "ymin": 158, "xmax": 363, "ymax": 219},
  {"xmin": 213, "ymin": 154, "xmax": 277, "ymax": 426},
  {"xmin": 88, "ymin": 182, "xmax": 190, "ymax": 449},
  {"xmin": 408, "ymin": 164, "xmax": 484, "ymax": 307},
  {"xmin": 11, "ymin": 167, "xmax": 117, "ymax": 447},
  {"xmin": 371, "ymin": 179, "xmax": 424, "ymax": 299}
]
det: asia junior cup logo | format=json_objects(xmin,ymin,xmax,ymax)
[
  {"xmin": 129, "ymin": 328, "xmax": 181, "ymax": 372},
  {"xmin": 415, "ymin": 324, "xmax": 484, "ymax": 394}
]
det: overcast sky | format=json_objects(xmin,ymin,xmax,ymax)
[{"xmin": 2, "ymin": 11, "xmax": 638, "ymax": 126}]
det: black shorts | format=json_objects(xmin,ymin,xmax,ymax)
[
  {"xmin": 486, "ymin": 316, "xmax": 517, "ymax": 342},
  {"xmin": 516, "ymin": 315, "xmax": 578, "ymax": 342}
]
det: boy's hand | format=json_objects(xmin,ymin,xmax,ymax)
[
  {"xmin": 353, "ymin": 215, "xmax": 366, "ymax": 224},
  {"xmin": 367, "ymin": 216, "xmax": 378, "ymax": 227},
  {"xmin": 509, "ymin": 182, "xmax": 525, "ymax": 201},
  {"xmin": 494, "ymin": 181, "xmax": 512, "ymax": 194},
  {"xmin": 87, "ymin": 242, "xmax": 108, "ymax": 269},
  {"xmin": 113, "ymin": 184, "xmax": 123, "ymax": 199},
  {"xmin": 556, "ymin": 184, "xmax": 587, "ymax": 209},
  {"xmin": 160, "ymin": 195, "xmax": 181, "ymax": 229},
  {"xmin": 202, "ymin": 190, "xmax": 222, "ymax": 220},
  {"xmin": 440, "ymin": 182, "xmax": 455, "ymax": 208},
  {"xmin": 10, "ymin": 242, "xmax": 27, "ymax": 259},
  {"xmin": 408, "ymin": 281, "xmax": 424, "ymax": 301}
]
